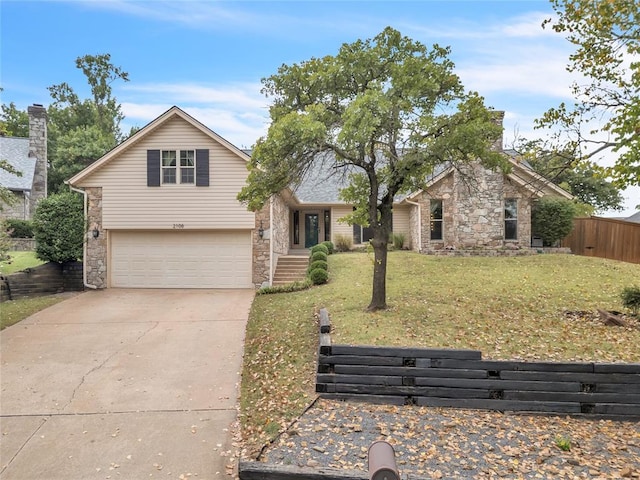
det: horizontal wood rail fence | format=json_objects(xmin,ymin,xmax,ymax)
[
  {"xmin": 0, "ymin": 261, "xmax": 84, "ymax": 302},
  {"xmin": 316, "ymin": 310, "xmax": 640, "ymax": 417},
  {"xmin": 562, "ymin": 216, "xmax": 640, "ymax": 264},
  {"xmin": 239, "ymin": 461, "xmax": 427, "ymax": 480}
]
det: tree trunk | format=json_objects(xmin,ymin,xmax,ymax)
[{"xmin": 368, "ymin": 229, "xmax": 389, "ymax": 311}]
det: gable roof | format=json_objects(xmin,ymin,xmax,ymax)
[
  {"xmin": 67, "ymin": 106, "xmax": 251, "ymax": 186},
  {"xmin": 625, "ymin": 211, "xmax": 640, "ymax": 223},
  {"xmin": 403, "ymin": 156, "xmax": 573, "ymax": 202},
  {"xmin": 0, "ymin": 136, "xmax": 36, "ymax": 191}
]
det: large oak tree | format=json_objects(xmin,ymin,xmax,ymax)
[
  {"xmin": 538, "ymin": 0, "xmax": 640, "ymax": 188},
  {"xmin": 238, "ymin": 28, "xmax": 506, "ymax": 311}
]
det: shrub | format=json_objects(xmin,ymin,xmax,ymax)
[
  {"xmin": 334, "ymin": 234, "xmax": 353, "ymax": 252},
  {"xmin": 310, "ymin": 243, "xmax": 329, "ymax": 256},
  {"xmin": 309, "ymin": 268, "xmax": 328, "ymax": 285},
  {"xmin": 4, "ymin": 219, "xmax": 34, "ymax": 238},
  {"xmin": 310, "ymin": 251, "xmax": 328, "ymax": 263},
  {"xmin": 257, "ymin": 279, "xmax": 312, "ymax": 295},
  {"xmin": 33, "ymin": 192, "xmax": 84, "ymax": 263},
  {"xmin": 621, "ymin": 286, "xmax": 640, "ymax": 316},
  {"xmin": 321, "ymin": 241, "xmax": 334, "ymax": 254},
  {"xmin": 392, "ymin": 232, "xmax": 406, "ymax": 250},
  {"xmin": 532, "ymin": 197, "xmax": 576, "ymax": 246},
  {"xmin": 0, "ymin": 226, "xmax": 12, "ymax": 260},
  {"xmin": 308, "ymin": 260, "xmax": 328, "ymax": 274}
]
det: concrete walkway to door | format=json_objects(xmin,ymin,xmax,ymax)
[{"xmin": 0, "ymin": 288, "xmax": 254, "ymax": 480}]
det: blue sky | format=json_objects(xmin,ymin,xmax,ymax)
[{"xmin": 1, "ymin": 0, "xmax": 638, "ymax": 215}]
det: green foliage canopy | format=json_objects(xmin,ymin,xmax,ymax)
[
  {"xmin": 238, "ymin": 27, "xmax": 506, "ymax": 310},
  {"xmin": 0, "ymin": 54, "xmax": 130, "ymax": 194},
  {"xmin": 519, "ymin": 140, "xmax": 624, "ymax": 212},
  {"xmin": 532, "ymin": 196, "xmax": 576, "ymax": 246},
  {"xmin": 33, "ymin": 192, "xmax": 84, "ymax": 263},
  {"xmin": 538, "ymin": 0, "xmax": 640, "ymax": 188}
]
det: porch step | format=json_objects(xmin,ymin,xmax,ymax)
[{"xmin": 272, "ymin": 255, "xmax": 309, "ymax": 285}]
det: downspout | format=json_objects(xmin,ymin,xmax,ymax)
[
  {"xmin": 68, "ymin": 184, "xmax": 98, "ymax": 290},
  {"xmin": 269, "ymin": 196, "xmax": 274, "ymax": 286},
  {"xmin": 405, "ymin": 199, "xmax": 422, "ymax": 253}
]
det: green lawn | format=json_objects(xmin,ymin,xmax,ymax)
[
  {"xmin": 0, "ymin": 251, "xmax": 44, "ymax": 275},
  {"xmin": 239, "ymin": 252, "xmax": 640, "ymax": 455},
  {"xmin": 0, "ymin": 251, "xmax": 61, "ymax": 330},
  {"xmin": 0, "ymin": 296, "xmax": 66, "ymax": 330}
]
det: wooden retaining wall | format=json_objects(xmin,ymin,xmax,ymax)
[
  {"xmin": 0, "ymin": 261, "xmax": 84, "ymax": 302},
  {"xmin": 316, "ymin": 310, "xmax": 640, "ymax": 417}
]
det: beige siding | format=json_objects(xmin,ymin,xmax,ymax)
[
  {"xmin": 331, "ymin": 206, "xmax": 353, "ymax": 242},
  {"xmin": 392, "ymin": 205, "xmax": 411, "ymax": 246},
  {"xmin": 77, "ymin": 115, "xmax": 254, "ymax": 230}
]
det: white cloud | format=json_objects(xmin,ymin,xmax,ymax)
[
  {"xmin": 74, "ymin": 0, "xmax": 266, "ymax": 29},
  {"xmin": 123, "ymin": 82, "xmax": 267, "ymax": 111},
  {"xmin": 119, "ymin": 81, "xmax": 270, "ymax": 147}
]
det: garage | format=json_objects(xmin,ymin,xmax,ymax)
[{"xmin": 110, "ymin": 231, "xmax": 253, "ymax": 288}]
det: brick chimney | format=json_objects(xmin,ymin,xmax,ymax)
[{"xmin": 28, "ymin": 104, "xmax": 47, "ymax": 213}]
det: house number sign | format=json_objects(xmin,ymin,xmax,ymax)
[{"xmin": 173, "ymin": 224, "xmax": 185, "ymax": 229}]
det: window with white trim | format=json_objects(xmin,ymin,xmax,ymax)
[
  {"xmin": 430, "ymin": 199, "xmax": 443, "ymax": 240},
  {"xmin": 162, "ymin": 149, "xmax": 195, "ymax": 184},
  {"xmin": 505, "ymin": 198, "xmax": 518, "ymax": 240}
]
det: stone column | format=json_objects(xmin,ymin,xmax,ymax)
[
  {"xmin": 28, "ymin": 104, "xmax": 47, "ymax": 215},
  {"xmin": 86, "ymin": 187, "xmax": 107, "ymax": 288}
]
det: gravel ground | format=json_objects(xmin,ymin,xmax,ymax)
[{"xmin": 261, "ymin": 399, "xmax": 640, "ymax": 479}]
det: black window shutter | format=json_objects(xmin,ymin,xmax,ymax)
[
  {"xmin": 147, "ymin": 150, "xmax": 160, "ymax": 187},
  {"xmin": 196, "ymin": 149, "xmax": 209, "ymax": 186}
]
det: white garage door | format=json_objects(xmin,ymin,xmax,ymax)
[{"xmin": 110, "ymin": 231, "xmax": 252, "ymax": 288}]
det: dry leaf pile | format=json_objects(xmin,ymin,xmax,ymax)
[{"xmin": 261, "ymin": 399, "xmax": 640, "ymax": 479}]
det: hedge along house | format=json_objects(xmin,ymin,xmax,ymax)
[{"xmin": 69, "ymin": 106, "xmax": 572, "ymax": 290}]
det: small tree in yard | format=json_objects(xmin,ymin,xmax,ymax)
[
  {"xmin": 532, "ymin": 197, "xmax": 576, "ymax": 246},
  {"xmin": 33, "ymin": 192, "xmax": 84, "ymax": 263},
  {"xmin": 238, "ymin": 27, "xmax": 506, "ymax": 311}
]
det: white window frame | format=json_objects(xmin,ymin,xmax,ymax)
[
  {"xmin": 504, "ymin": 198, "xmax": 518, "ymax": 240},
  {"xmin": 161, "ymin": 149, "xmax": 196, "ymax": 185},
  {"xmin": 430, "ymin": 199, "xmax": 443, "ymax": 241}
]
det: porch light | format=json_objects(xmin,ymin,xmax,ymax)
[
  {"xmin": 258, "ymin": 220, "xmax": 264, "ymax": 239},
  {"xmin": 92, "ymin": 228, "xmax": 100, "ymax": 239}
]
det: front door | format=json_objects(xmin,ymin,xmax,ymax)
[{"xmin": 304, "ymin": 213, "xmax": 319, "ymax": 248}]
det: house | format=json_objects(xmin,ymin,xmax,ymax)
[
  {"xmin": 68, "ymin": 106, "xmax": 572, "ymax": 290},
  {"xmin": 0, "ymin": 104, "xmax": 48, "ymax": 220},
  {"xmin": 625, "ymin": 211, "xmax": 640, "ymax": 223}
]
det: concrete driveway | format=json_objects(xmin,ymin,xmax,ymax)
[{"xmin": 0, "ymin": 288, "xmax": 254, "ymax": 479}]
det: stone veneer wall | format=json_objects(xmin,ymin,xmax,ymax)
[
  {"xmin": 86, "ymin": 187, "xmax": 107, "ymax": 288},
  {"xmin": 28, "ymin": 105, "xmax": 47, "ymax": 216},
  {"xmin": 271, "ymin": 194, "xmax": 289, "ymax": 256},
  {"xmin": 408, "ymin": 203, "xmax": 420, "ymax": 252},
  {"xmin": 416, "ymin": 164, "xmax": 536, "ymax": 251},
  {"xmin": 0, "ymin": 191, "xmax": 30, "ymax": 221},
  {"xmin": 253, "ymin": 204, "xmax": 270, "ymax": 287},
  {"xmin": 452, "ymin": 163, "xmax": 505, "ymax": 248}
]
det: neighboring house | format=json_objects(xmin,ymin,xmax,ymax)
[
  {"xmin": 625, "ymin": 211, "xmax": 640, "ymax": 223},
  {"xmin": 69, "ymin": 106, "xmax": 572, "ymax": 290},
  {"xmin": 0, "ymin": 104, "xmax": 48, "ymax": 220}
]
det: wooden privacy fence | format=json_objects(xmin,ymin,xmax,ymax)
[
  {"xmin": 562, "ymin": 216, "xmax": 640, "ymax": 264},
  {"xmin": 316, "ymin": 310, "xmax": 640, "ymax": 417}
]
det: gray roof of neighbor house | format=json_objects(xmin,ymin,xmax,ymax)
[
  {"xmin": 625, "ymin": 211, "xmax": 640, "ymax": 223},
  {"xmin": 0, "ymin": 136, "xmax": 36, "ymax": 191}
]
